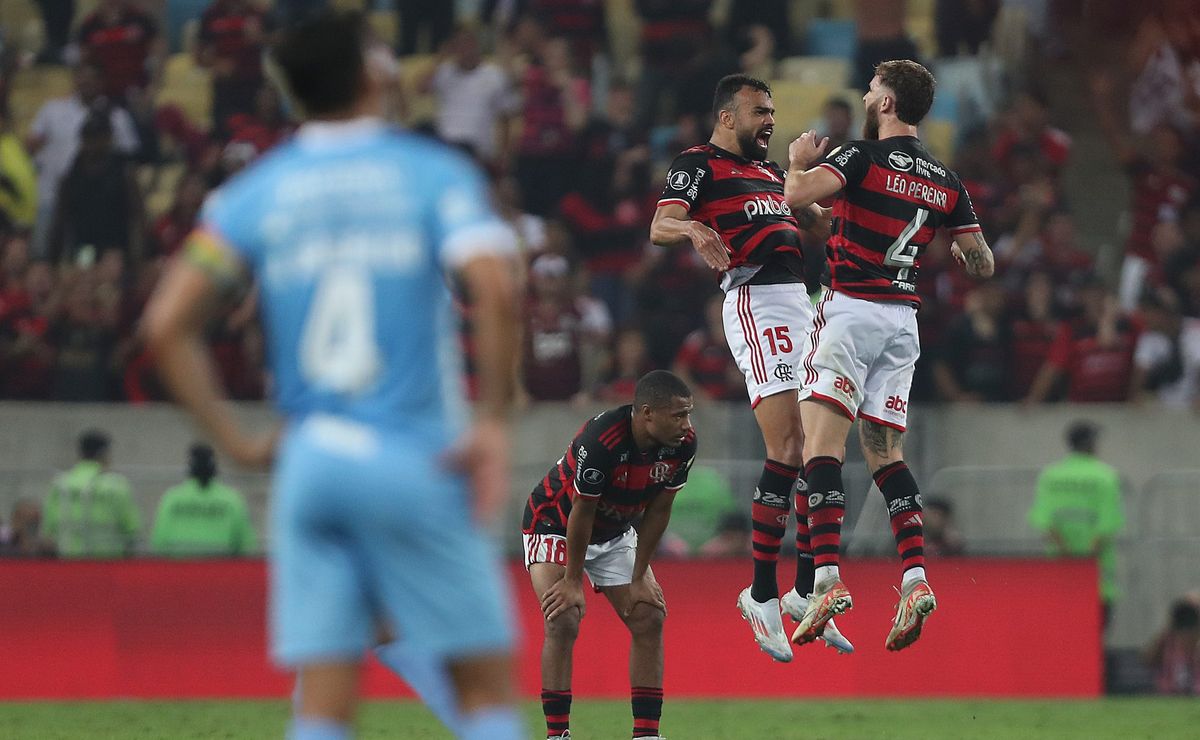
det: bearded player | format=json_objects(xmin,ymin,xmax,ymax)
[
  {"xmin": 783, "ymin": 60, "xmax": 995, "ymax": 651},
  {"xmin": 650, "ymin": 74, "xmax": 852, "ymax": 662}
]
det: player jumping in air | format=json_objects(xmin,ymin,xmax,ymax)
[
  {"xmin": 650, "ymin": 74, "xmax": 852, "ymax": 662},
  {"xmin": 524, "ymin": 370, "xmax": 696, "ymax": 740},
  {"xmin": 143, "ymin": 11, "xmax": 523, "ymax": 739},
  {"xmin": 783, "ymin": 60, "xmax": 995, "ymax": 651}
]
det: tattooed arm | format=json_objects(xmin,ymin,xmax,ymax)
[
  {"xmin": 951, "ymin": 230, "xmax": 996, "ymax": 279},
  {"xmin": 794, "ymin": 203, "xmax": 832, "ymax": 242}
]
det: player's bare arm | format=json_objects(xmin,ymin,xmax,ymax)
[
  {"xmin": 784, "ymin": 130, "xmax": 842, "ymax": 209},
  {"xmin": 542, "ymin": 494, "xmax": 599, "ymax": 622},
  {"xmin": 142, "ymin": 234, "xmax": 276, "ymax": 469},
  {"xmin": 950, "ymin": 230, "xmax": 996, "ymax": 279},
  {"xmin": 794, "ymin": 203, "xmax": 834, "ymax": 242},
  {"xmin": 449, "ymin": 254, "xmax": 519, "ymax": 524},
  {"xmin": 624, "ymin": 491, "xmax": 675, "ymax": 616},
  {"xmin": 649, "ymin": 202, "xmax": 730, "ymax": 271}
]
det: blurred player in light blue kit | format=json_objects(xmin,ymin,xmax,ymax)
[{"xmin": 143, "ymin": 10, "xmax": 523, "ymax": 740}]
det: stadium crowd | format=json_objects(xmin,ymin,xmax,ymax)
[{"xmin": 0, "ymin": 0, "xmax": 1198, "ymax": 410}]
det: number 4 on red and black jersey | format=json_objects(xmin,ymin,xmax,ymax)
[{"xmin": 818, "ymin": 136, "xmax": 981, "ymax": 305}]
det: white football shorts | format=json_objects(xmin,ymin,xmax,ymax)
[{"xmin": 721, "ymin": 283, "xmax": 813, "ymax": 407}]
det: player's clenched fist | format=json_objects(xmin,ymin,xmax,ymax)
[
  {"xmin": 788, "ymin": 130, "xmax": 830, "ymax": 171},
  {"xmin": 687, "ymin": 221, "xmax": 731, "ymax": 271}
]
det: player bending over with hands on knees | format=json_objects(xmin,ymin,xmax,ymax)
[
  {"xmin": 523, "ymin": 370, "xmax": 696, "ymax": 740},
  {"xmin": 782, "ymin": 60, "xmax": 994, "ymax": 652}
]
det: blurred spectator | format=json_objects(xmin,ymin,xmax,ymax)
[
  {"xmin": 923, "ymin": 497, "xmax": 965, "ymax": 557},
  {"xmin": 1008, "ymin": 269, "xmax": 1064, "ymax": 400},
  {"xmin": 1125, "ymin": 1, "xmax": 1200, "ymax": 136},
  {"xmin": 1143, "ymin": 595, "xmax": 1200, "ymax": 695},
  {"xmin": 1092, "ymin": 72, "xmax": 1197, "ymax": 310},
  {"xmin": 151, "ymin": 172, "xmax": 208, "ymax": 257},
  {"xmin": 1029, "ymin": 420, "xmax": 1124, "ymax": 629},
  {"xmin": 48, "ymin": 259, "xmax": 122, "ymax": 401},
  {"xmin": 26, "ymin": 63, "xmax": 138, "ymax": 259},
  {"xmin": 935, "ymin": 0, "xmax": 999, "ymax": 57},
  {"xmin": 520, "ymin": 254, "xmax": 611, "ymax": 402},
  {"xmin": 818, "ymin": 97, "xmax": 854, "ymax": 152},
  {"xmin": 1025, "ymin": 274, "xmax": 1140, "ymax": 404},
  {"xmin": 0, "ymin": 260, "xmax": 58, "ymax": 399},
  {"xmin": 594, "ymin": 326, "xmax": 651, "ymax": 403},
  {"xmin": 34, "ymin": 0, "xmax": 75, "ymax": 65},
  {"xmin": 418, "ymin": 25, "xmax": 519, "ymax": 169},
  {"xmin": 396, "ymin": 0, "xmax": 455, "ymax": 55},
  {"xmin": 197, "ymin": 0, "xmax": 272, "ymax": 138},
  {"xmin": 0, "ymin": 498, "xmax": 55, "ymax": 557},
  {"xmin": 224, "ymin": 84, "xmax": 291, "ymax": 158},
  {"xmin": 672, "ymin": 293, "xmax": 742, "ymax": 402},
  {"xmin": 932, "ymin": 280, "xmax": 1011, "ymax": 402},
  {"xmin": 0, "ymin": 116, "xmax": 37, "ymax": 232},
  {"xmin": 698, "ymin": 511, "xmax": 751, "ymax": 557},
  {"xmin": 633, "ymin": 0, "xmax": 713, "ymax": 127},
  {"xmin": 44, "ymin": 429, "xmax": 140, "ymax": 558},
  {"xmin": 661, "ymin": 464, "xmax": 736, "ymax": 551},
  {"xmin": 1132, "ymin": 288, "xmax": 1200, "ymax": 410},
  {"xmin": 558, "ymin": 127, "xmax": 654, "ymax": 324},
  {"xmin": 992, "ymin": 92, "xmax": 1072, "ymax": 183},
  {"xmin": 47, "ymin": 112, "xmax": 145, "ymax": 268},
  {"xmin": 852, "ymin": 0, "xmax": 921, "ymax": 91},
  {"xmin": 151, "ymin": 443, "xmax": 257, "ymax": 557},
  {"xmin": 726, "ymin": 0, "xmax": 790, "ymax": 57},
  {"xmin": 74, "ymin": 0, "xmax": 164, "ymax": 102},
  {"xmin": 494, "ymin": 176, "xmax": 547, "ymax": 257},
  {"xmin": 512, "ymin": 30, "xmax": 590, "ymax": 215}
]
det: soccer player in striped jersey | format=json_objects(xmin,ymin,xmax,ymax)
[
  {"xmin": 523, "ymin": 371, "xmax": 696, "ymax": 740},
  {"xmin": 783, "ymin": 60, "xmax": 995, "ymax": 651},
  {"xmin": 650, "ymin": 74, "xmax": 852, "ymax": 663}
]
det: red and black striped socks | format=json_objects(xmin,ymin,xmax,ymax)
[
  {"xmin": 541, "ymin": 689, "xmax": 571, "ymax": 738},
  {"xmin": 874, "ymin": 461, "xmax": 926, "ymax": 582},
  {"xmin": 632, "ymin": 685, "xmax": 663, "ymax": 738},
  {"xmin": 793, "ymin": 474, "xmax": 815, "ymax": 596},
  {"xmin": 805, "ymin": 456, "xmax": 846, "ymax": 583},
  {"xmin": 750, "ymin": 458, "xmax": 798, "ymax": 602}
]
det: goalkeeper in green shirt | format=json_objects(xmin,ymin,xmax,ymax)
[
  {"xmin": 1029, "ymin": 420, "xmax": 1124, "ymax": 629},
  {"xmin": 151, "ymin": 444, "xmax": 257, "ymax": 557}
]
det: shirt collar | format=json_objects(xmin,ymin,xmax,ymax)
[{"xmin": 296, "ymin": 117, "xmax": 387, "ymax": 147}]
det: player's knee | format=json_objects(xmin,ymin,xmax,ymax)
[
  {"xmin": 544, "ymin": 609, "xmax": 581, "ymax": 641},
  {"xmin": 803, "ymin": 438, "xmax": 845, "ymax": 464},
  {"xmin": 623, "ymin": 603, "xmax": 665, "ymax": 638},
  {"xmin": 765, "ymin": 434, "xmax": 803, "ymax": 467}
]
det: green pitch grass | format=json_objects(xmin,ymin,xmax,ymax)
[{"xmin": 1, "ymin": 698, "xmax": 1197, "ymax": 739}]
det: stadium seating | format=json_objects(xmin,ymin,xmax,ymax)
[
  {"xmin": 804, "ymin": 18, "xmax": 856, "ymax": 60},
  {"xmin": 777, "ymin": 55, "xmax": 851, "ymax": 88}
]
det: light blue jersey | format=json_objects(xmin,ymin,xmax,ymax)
[
  {"xmin": 200, "ymin": 118, "xmax": 516, "ymax": 669},
  {"xmin": 202, "ymin": 118, "xmax": 511, "ymax": 449}
]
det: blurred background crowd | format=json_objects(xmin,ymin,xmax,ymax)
[
  {"xmin": 0, "ymin": 0, "xmax": 1198, "ymax": 410},
  {"xmin": 1, "ymin": 0, "xmax": 1199, "ymax": 695}
]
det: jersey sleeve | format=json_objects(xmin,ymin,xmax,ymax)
[
  {"xmin": 664, "ymin": 434, "xmax": 698, "ymax": 491},
  {"xmin": 947, "ymin": 180, "xmax": 982, "ymax": 235},
  {"xmin": 431, "ymin": 153, "xmax": 516, "ymax": 270},
  {"xmin": 570, "ymin": 429, "xmax": 617, "ymax": 498},
  {"xmin": 818, "ymin": 142, "xmax": 869, "ymax": 189},
  {"xmin": 195, "ymin": 175, "xmax": 265, "ymax": 271},
  {"xmin": 657, "ymin": 150, "xmax": 711, "ymax": 212}
]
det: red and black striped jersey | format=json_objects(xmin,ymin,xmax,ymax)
[
  {"xmin": 818, "ymin": 136, "xmax": 981, "ymax": 306},
  {"xmin": 522, "ymin": 405, "xmax": 698, "ymax": 544},
  {"xmin": 658, "ymin": 143, "xmax": 804, "ymax": 292}
]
